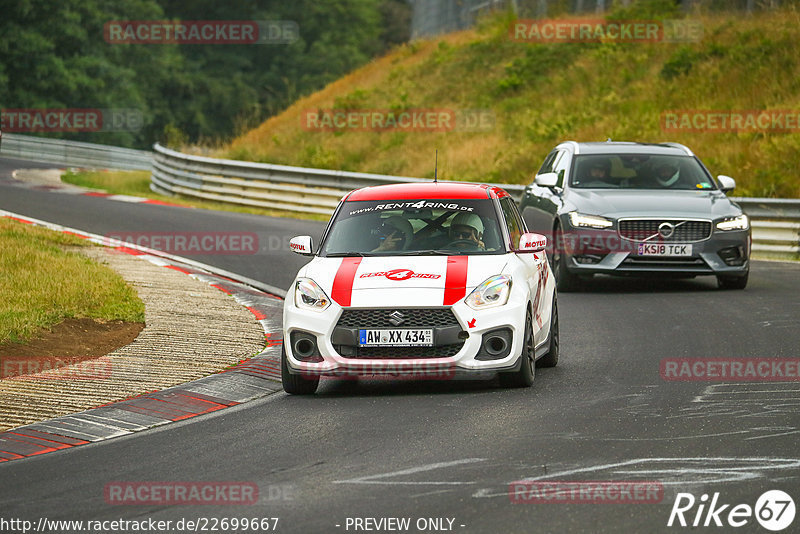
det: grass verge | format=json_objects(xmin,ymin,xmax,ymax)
[
  {"xmin": 0, "ymin": 218, "xmax": 145, "ymax": 345},
  {"xmin": 224, "ymin": 7, "xmax": 800, "ymax": 199},
  {"xmin": 61, "ymin": 170, "xmax": 330, "ymax": 222}
]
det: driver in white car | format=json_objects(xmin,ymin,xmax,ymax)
[
  {"xmin": 372, "ymin": 215, "xmax": 414, "ymax": 252},
  {"xmin": 449, "ymin": 212, "xmax": 485, "ymax": 249}
]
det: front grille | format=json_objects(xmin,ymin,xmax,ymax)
[
  {"xmin": 334, "ymin": 343, "xmax": 464, "ymax": 359},
  {"xmin": 619, "ymin": 219, "xmax": 711, "ymax": 243},
  {"xmin": 619, "ymin": 256, "xmax": 712, "ymax": 272},
  {"xmin": 336, "ymin": 308, "xmax": 460, "ymax": 329},
  {"xmin": 334, "ymin": 308, "xmax": 464, "ymax": 359}
]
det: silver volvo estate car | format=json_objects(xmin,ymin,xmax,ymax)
[{"xmin": 519, "ymin": 141, "xmax": 750, "ymax": 291}]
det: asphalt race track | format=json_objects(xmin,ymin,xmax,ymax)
[{"xmin": 1, "ymin": 157, "xmax": 799, "ymax": 533}]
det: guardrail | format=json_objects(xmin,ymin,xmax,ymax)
[
  {"xmin": 150, "ymin": 144, "xmax": 445, "ymax": 215},
  {"xmin": 1, "ymin": 135, "xmax": 795, "ymax": 257},
  {"xmin": 729, "ymin": 198, "xmax": 800, "ymax": 255},
  {"xmin": 0, "ymin": 133, "xmax": 152, "ymax": 171},
  {"xmin": 152, "ymin": 143, "xmax": 525, "ymax": 214},
  {"xmin": 151, "ymin": 143, "xmax": 798, "ymax": 257}
]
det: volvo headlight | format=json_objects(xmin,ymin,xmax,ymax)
[
  {"xmin": 569, "ymin": 211, "xmax": 613, "ymax": 229},
  {"xmin": 294, "ymin": 278, "xmax": 330, "ymax": 311},
  {"xmin": 716, "ymin": 214, "xmax": 749, "ymax": 231},
  {"xmin": 465, "ymin": 275, "xmax": 512, "ymax": 310}
]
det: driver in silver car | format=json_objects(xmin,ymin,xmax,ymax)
[
  {"xmin": 654, "ymin": 162, "xmax": 680, "ymax": 187},
  {"xmin": 588, "ymin": 159, "xmax": 611, "ymax": 181}
]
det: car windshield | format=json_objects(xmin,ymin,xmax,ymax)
[
  {"xmin": 321, "ymin": 199, "xmax": 504, "ymax": 256},
  {"xmin": 569, "ymin": 154, "xmax": 718, "ymax": 190}
]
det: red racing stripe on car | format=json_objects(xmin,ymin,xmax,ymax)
[
  {"xmin": 331, "ymin": 257, "xmax": 363, "ymax": 307},
  {"xmin": 443, "ymin": 256, "xmax": 469, "ymax": 305}
]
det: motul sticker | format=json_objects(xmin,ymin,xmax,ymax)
[{"xmin": 523, "ymin": 238, "xmax": 546, "ymax": 249}]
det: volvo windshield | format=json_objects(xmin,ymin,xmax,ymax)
[{"xmin": 569, "ymin": 154, "xmax": 717, "ymax": 190}]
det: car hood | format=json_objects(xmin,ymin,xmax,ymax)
[
  {"xmin": 298, "ymin": 255, "xmax": 508, "ymax": 308},
  {"xmin": 565, "ymin": 190, "xmax": 741, "ymax": 219}
]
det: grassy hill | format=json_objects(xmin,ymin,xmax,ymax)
[{"xmin": 223, "ymin": 4, "xmax": 800, "ymax": 198}]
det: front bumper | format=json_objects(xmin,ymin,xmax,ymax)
[
  {"xmin": 559, "ymin": 226, "xmax": 750, "ymax": 277},
  {"xmin": 283, "ymin": 295, "xmax": 531, "ymax": 379}
]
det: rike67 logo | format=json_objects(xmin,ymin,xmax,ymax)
[{"xmin": 668, "ymin": 490, "xmax": 795, "ymax": 531}]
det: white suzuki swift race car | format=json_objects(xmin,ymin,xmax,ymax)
[{"xmin": 282, "ymin": 182, "xmax": 558, "ymax": 394}]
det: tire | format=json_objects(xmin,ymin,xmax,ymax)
[
  {"xmin": 499, "ymin": 310, "xmax": 535, "ymax": 388},
  {"xmin": 717, "ymin": 271, "xmax": 748, "ymax": 290},
  {"xmin": 536, "ymin": 293, "xmax": 559, "ymax": 368},
  {"xmin": 281, "ymin": 345, "xmax": 319, "ymax": 395},
  {"xmin": 552, "ymin": 224, "xmax": 581, "ymax": 292}
]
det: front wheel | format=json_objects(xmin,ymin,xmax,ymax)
[
  {"xmin": 717, "ymin": 271, "xmax": 748, "ymax": 290},
  {"xmin": 281, "ymin": 345, "xmax": 319, "ymax": 395},
  {"xmin": 536, "ymin": 293, "xmax": 559, "ymax": 368},
  {"xmin": 552, "ymin": 225, "xmax": 581, "ymax": 292},
  {"xmin": 499, "ymin": 311, "xmax": 535, "ymax": 388}
]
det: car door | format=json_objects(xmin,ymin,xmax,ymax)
[
  {"xmin": 519, "ymin": 150, "xmax": 556, "ymax": 232},
  {"xmin": 520, "ymin": 149, "xmax": 569, "ymax": 237},
  {"xmin": 500, "ymin": 197, "xmax": 548, "ymax": 346}
]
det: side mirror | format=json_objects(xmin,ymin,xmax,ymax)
[
  {"xmin": 718, "ymin": 175, "xmax": 735, "ymax": 193},
  {"xmin": 517, "ymin": 232, "xmax": 547, "ymax": 253},
  {"xmin": 289, "ymin": 235, "xmax": 314, "ymax": 256},
  {"xmin": 535, "ymin": 172, "xmax": 559, "ymax": 188}
]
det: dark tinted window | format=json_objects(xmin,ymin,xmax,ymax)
[
  {"xmin": 537, "ymin": 150, "xmax": 558, "ymax": 176},
  {"xmin": 551, "ymin": 150, "xmax": 569, "ymax": 187},
  {"xmin": 499, "ymin": 197, "xmax": 524, "ymax": 248}
]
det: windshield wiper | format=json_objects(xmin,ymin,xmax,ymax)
[
  {"xmin": 389, "ymin": 249, "xmax": 452, "ymax": 255},
  {"xmin": 389, "ymin": 249, "xmax": 478, "ymax": 256},
  {"xmin": 326, "ymin": 249, "xmax": 479, "ymax": 257},
  {"xmin": 325, "ymin": 251, "xmax": 369, "ymax": 257}
]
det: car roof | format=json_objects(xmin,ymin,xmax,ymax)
[
  {"xmin": 557, "ymin": 141, "xmax": 694, "ymax": 157},
  {"xmin": 344, "ymin": 182, "xmax": 511, "ymax": 201}
]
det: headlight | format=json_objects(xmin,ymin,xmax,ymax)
[
  {"xmin": 568, "ymin": 211, "xmax": 613, "ymax": 229},
  {"xmin": 465, "ymin": 275, "xmax": 512, "ymax": 310},
  {"xmin": 294, "ymin": 278, "xmax": 330, "ymax": 311},
  {"xmin": 716, "ymin": 214, "xmax": 749, "ymax": 231}
]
